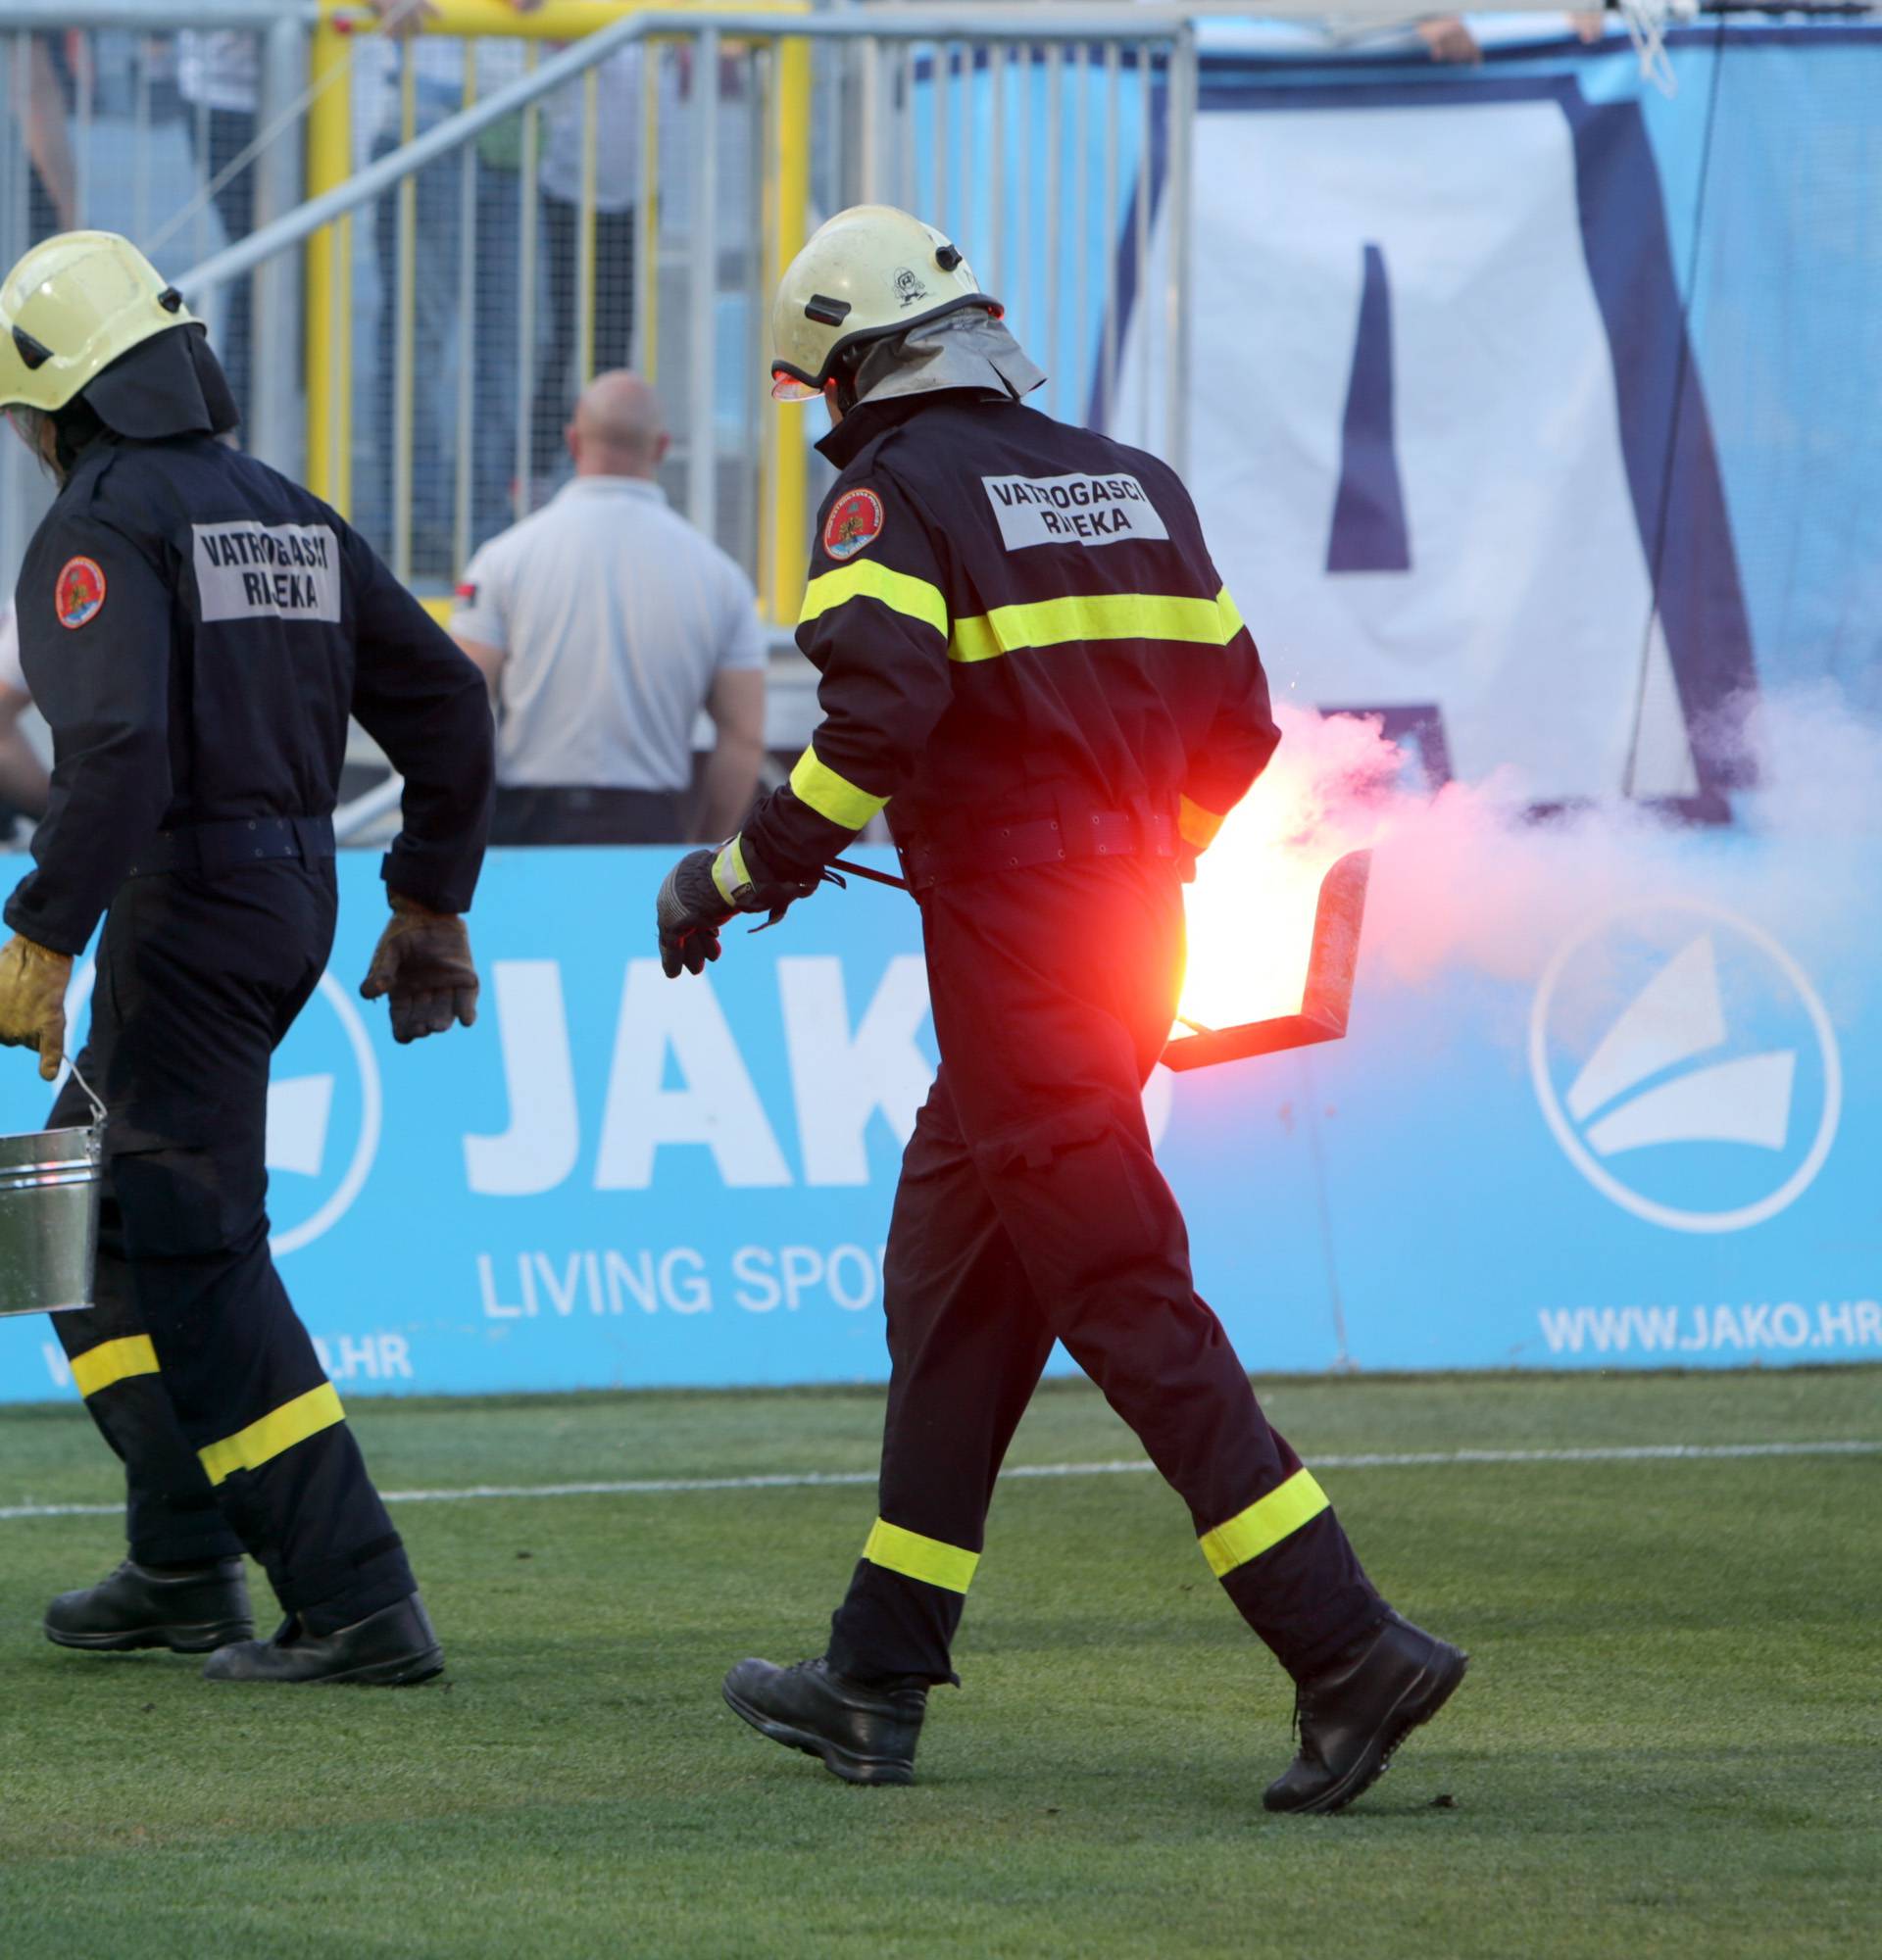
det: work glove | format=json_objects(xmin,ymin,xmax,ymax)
[
  {"xmin": 657, "ymin": 850, "xmax": 734, "ymax": 978},
  {"xmin": 658, "ymin": 838, "xmax": 823, "ymax": 978},
  {"xmin": 0, "ymin": 934, "xmax": 72, "ymax": 1082},
  {"xmin": 360, "ymin": 893, "xmax": 480, "ymax": 1043}
]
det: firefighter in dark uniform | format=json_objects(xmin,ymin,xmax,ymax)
[
  {"xmin": 0, "ymin": 232, "xmax": 493, "ymax": 1686},
  {"xmin": 657, "ymin": 207, "xmax": 1466, "ymax": 1812}
]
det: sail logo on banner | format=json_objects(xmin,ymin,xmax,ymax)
[
  {"xmin": 192, "ymin": 521, "xmax": 342, "ymax": 622},
  {"xmin": 1529, "ymin": 900, "xmax": 1841, "ymax": 1235},
  {"xmin": 981, "ymin": 472, "xmax": 1169, "ymax": 551}
]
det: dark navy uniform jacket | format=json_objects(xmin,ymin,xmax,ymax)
[
  {"xmin": 5, "ymin": 434, "xmax": 493, "ymax": 956},
  {"xmin": 737, "ymin": 390, "xmax": 1279, "ymax": 884}
]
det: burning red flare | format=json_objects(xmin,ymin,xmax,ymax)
[{"xmin": 1175, "ymin": 708, "xmax": 1407, "ymax": 1037}]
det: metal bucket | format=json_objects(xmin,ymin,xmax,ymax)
[{"xmin": 0, "ymin": 1066, "xmax": 105, "ymax": 1318}]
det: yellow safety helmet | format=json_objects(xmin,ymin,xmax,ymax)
[
  {"xmin": 769, "ymin": 204, "xmax": 1001, "ymax": 402},
  {"xmin": 0, "ymin": 230, "xmax": 193, "ymax": 416}
]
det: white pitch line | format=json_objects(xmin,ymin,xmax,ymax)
[{"xmin": 0, "ymin": 1438, "xmax": 1875, "ymax": 1525}]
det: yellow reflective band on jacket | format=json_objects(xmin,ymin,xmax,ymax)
[
  {"xmin": 197, "ymin": 1382, "xmax": 346, "ymax": 1488},
  {"xmin": 70, "ymin": 1334, "xmax": 160, "ymax": 1399},
  {"xmin": 799, "ymin": 561, "xmax": 950, "ymax": 638},
  {"xmin": 1197, "ymin": 1469, "xmax": 1331, "ymax": 1579},
  {"xmin": 863, "ymin": 1517, "xmax": 980, "ymax": 1594},
  {"xmin": 789, "ymin": 746, "xmax": 888, "ymax": 832},
  {"xmin": 949, "ymin": 587, "xmax": 1243, "ymax": 665},
  {"xmin": 713, "ymin": 835, "xmax": 750, "ymax": 906},
  {"xmin": 1178, "ymin": 795, "xmax": 1227, "ymax": 853}
]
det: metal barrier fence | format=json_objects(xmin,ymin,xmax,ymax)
[
  {"xmin": 0, "ymin": 2, "xmax": 1201, "ymax": 625},
  {"xmin": 0, "ymin": 0, "xmax": 312, "ymax": 590}
]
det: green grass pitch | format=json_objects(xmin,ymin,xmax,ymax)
[{"xmin": 1, "ymin": 1369, "xmax": 1877, "ymax": 1959}]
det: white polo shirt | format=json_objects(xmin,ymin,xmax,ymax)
[{"xmin": 452, "ymin": 476, "xmax": 767, "ymax": 793}]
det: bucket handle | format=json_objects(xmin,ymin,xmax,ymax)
[{"xmin": 66, "ymin": 1058, "xmax": 106, "ymax": 1129}]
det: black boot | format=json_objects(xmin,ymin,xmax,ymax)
[
  {"xmin": 722, "ymin": 1656, "xmax": 926, "ymax": 1786},
  {"xmin": 44, "ymin": 1558, "xmax": 253, "ymax": 1655},
  {"xmin": 1263, "ymin": 1611, "xmax": 1468, "ymax": 1816},
  {"xmin": 202, "ymin": 1593, "xmax": 443, "ymax": 1687}
]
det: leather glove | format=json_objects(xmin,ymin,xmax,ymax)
[
  {"xmin": 657, "ymin": 850, "xmax": 735, "ymax": 978},
  {"xmin": 0, "ymin": 934, "xmax": 72, "ymax": 1082},
  {"xmin": 658, "ymin": 836, "xmax": 824, "ymax": 978},
  {"xmin": 360, "ymin": 893, "xmax": 480, "ymax": 1043}
]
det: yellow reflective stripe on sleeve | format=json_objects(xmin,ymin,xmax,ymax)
[
  {"xmin": 1216, "ymin": 585, "xmax": 1245, "ymax": 641},
  {"xmin": 1178, "ymin": 795, "xmax": 1227, "ymax": 853},
  {"xmin": 70, "ymin": 1335, "xmax": 160, "ymax": 1399},
  {"xmin": 1198, "ymin": 1469, "xmax": 1331, "ymax": 1579},
  {"xmin": 789, "ymin": 747, "xmax": 888, "ymax": 832},
  {"xmin": 713, "ymin": 835, "xmax": 749, "ymax": 906},
  {"xmin": 949, "ymin": 589, "xmax": 1242, "ymax": 664},
  {"xmin": 799, "ymin": 561, "xmax": 950, "ymax": 638},
  {"xmin": 197, "ymin": 1382, "xmax": 346, "ymax": 1488},
  {"xmin": 863, "ymin": 1517, "xmax": 980, "ymax": 1594}
]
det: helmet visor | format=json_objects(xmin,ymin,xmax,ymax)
[{"xmin": 769, "ymin": 366, "xmax": 822, "ymax": 403}]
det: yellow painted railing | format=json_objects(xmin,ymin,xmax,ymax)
[{"xmin": 304, "ymin": 0, "xmax": 811, "ymax": 618}]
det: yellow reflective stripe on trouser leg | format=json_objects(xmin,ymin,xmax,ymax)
[
  {"xmin": 798, "ymin": 561, "xmax": 950, "ymax": 637},
  {"xmin": 789, "ymin": 747, "xmax": 888, "ymax": 832},
  {"xmin": 197, "ymin": 1382, "xmax": 347, "ymax": 1488},
  {"xmin": 1198, "ymin": 1469, "xmax": 1331, "ymax": 1579},
  {"xmin": 1177, "ymin": 795, "xmax": 1227, "ymax": 853},
  {"xmin": 949, "ymin": 590, "xmax": 1242, "ymax": 664},
  {"xmin": 70, "ymin": 1335, "xmax": 161, "ymax": 1399},
  {"xmin": 863, "ymin": 1517, "xmax": 980, "ymax": 1594}
]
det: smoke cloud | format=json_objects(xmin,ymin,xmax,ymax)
[{"xmin": 1198, "ymin": 686, "xmax": 1882, "ymax": 1031}]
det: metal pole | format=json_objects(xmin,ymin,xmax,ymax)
[
  {"xmin": 132, "ymin": 27, "xmax": 151, "ymax": 247},
  {"xmin": 897, "ymin": 41, "xmax": 915, "ymax": 210},
  {"xmin": 392, "ymin": 50, "xmax": 417, "ymax": 580},
  {"xmin": 985, "ymin": 42, "xmax": 1005, "ymax": 301},
  {"xmin": 1164, "ymin": 27, "xmax": 1194, "ymax": 476},
  {"xmin": 1044, "ymin": 43, "xmax": 1063, "ymax": 417},
  {"xmin": 74, "ymin": 28, "xmax": 94, "ymax": 224},
  {"xmin": 856, "ymin": 33, "xmax": 878, "ymax": 208},
  {"xmin": 515, "ymin": 44, "xmax": 540, "ymax": 515},
  {"xmin": 1072, "ymin": 40, "xmax": 1090, "ymax": 425},
  {"xmin": 252, "ymin": 9, "xmax": 307, "ymax": 473},
  {"xmin": 931, "ymin": 41, "xmax": 949, "ymax": 232},
  {"xmin": 688, "ymin": 25, "xmax": 719, "ymax": 541},
  {"xmin": 302, "ymin": 0, "xmax": 350, "ymax": 511},
  {"xmin": 454, "ymin": 45, "xmax": 478, "ymax": 569},
  {"xmin": 1014, "ymin": 43, "xmax": 1031, "ymax": 349},
  {"xmin": 1101, "ymin": 42, "xmax": 1119, "ymax": 430},
  {"xmin": 637, "ymin": 38, "xmax": 658, "ymax": 381},
  {"xmin": 1135, "ymin": 43, "xmax": 1153, "ymax": 449},
  {"xmin": 576, "ymin": 63, "xmax": 598, "ymax": 385}
]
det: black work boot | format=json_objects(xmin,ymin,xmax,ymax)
[
  {"xmin": 1263, "ymin": 1610, "xmax": 1468, "ymax": 1816},
  {"xmin": 202, "ymin": 1592, "xmax": 443, "ymax": 1687},
  {"xmin": 722, "ymin": 1656, "xmax": 926, "ymax": 1786},
  {"xmin": 44, "ymin": 1558, "xmax": 253, "ymax": 1655}
]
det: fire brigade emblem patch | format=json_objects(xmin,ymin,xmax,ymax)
[
  {"xmin": 55, "ymin": 556, "xmax": 106, "ymax": 629},
  {"xmin": 822, "ymin": 487, "xmax": 885, "ymax": 562}
]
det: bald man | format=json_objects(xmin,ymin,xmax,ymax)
[{"xmin": 452, "ymin": 371, "xmax": 768, "ymax": 845}]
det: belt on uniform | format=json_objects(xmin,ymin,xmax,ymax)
[
  {"xmin": 896, "ymin": 807, "xmax": 1175, "ymax": 892},
  {"xmin": 124, "ymin": 815, "xmax": 337, "ymax": 879}
]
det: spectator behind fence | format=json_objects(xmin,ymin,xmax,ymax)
[
  {"xmin": 531, "ymin": 46, "xmax": 641, "ymax": 502},
  {"xmin": 0, "ymin": 605, "xmax": 52, "ymax": 834},
  {"xmin": 450, "ymin": 371, "xmax": 768, "ymax": 846},
  {"xmin": 365, "ymin": 0, "xmax": 526, "ymax": 572}
]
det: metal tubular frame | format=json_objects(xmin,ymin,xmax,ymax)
[{"xmin": 0, "ymin": 4, "xmax": 1202, "ymax": 620}]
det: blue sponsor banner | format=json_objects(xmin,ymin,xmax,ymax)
[{"xmin": 1, "ymin": 835, "xmax": 1877, "ymax": 1404}]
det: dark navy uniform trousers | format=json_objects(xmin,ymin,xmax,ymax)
[
  {"xmin": 823, "ymin": 854, "xmax": 1387, "ymax": 1688},
  {"xmin": 48, "ymin": 854, "xmax": 414, "ymax": 1635}
]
